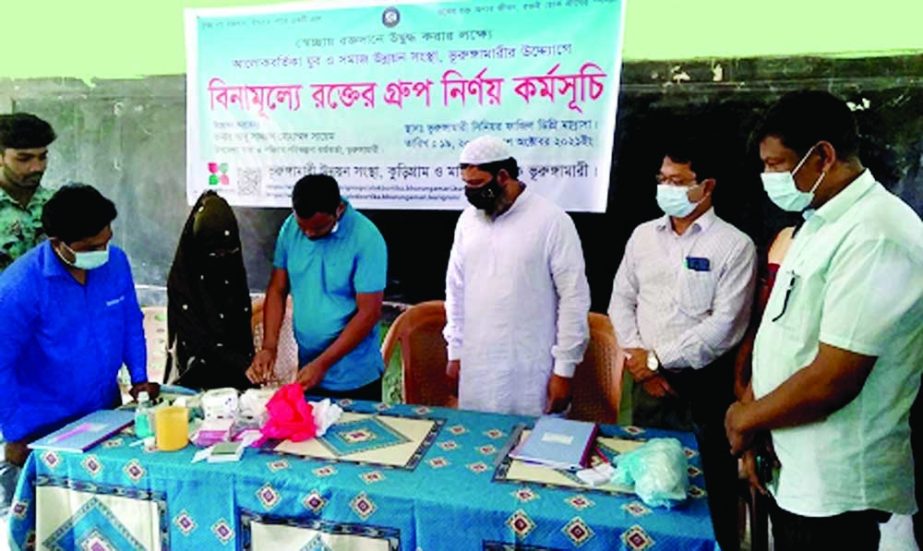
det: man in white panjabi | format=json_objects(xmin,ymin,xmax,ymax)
[{"xmin": 443, "ymin": 135, "xmax": 590, "ymax": 416}]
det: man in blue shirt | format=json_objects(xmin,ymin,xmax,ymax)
[
  {"xmin": 0, "ymin": 184, "xmax": 157, "ymax": 511},
  {"xmin": 247, "ymin": 174, "xmax": 388, "ymax": 400}
]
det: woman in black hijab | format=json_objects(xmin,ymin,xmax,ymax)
[{"xmin": 165, "ymin": 191, "xmax": 254, "ymax": 390}]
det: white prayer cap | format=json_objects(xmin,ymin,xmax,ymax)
[{"xmin": 459, "ymin": 135, "xmax": 512, "ymax": 165}]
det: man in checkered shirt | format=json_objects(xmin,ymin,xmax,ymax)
[{"xmin": 608, "ymin": 136, "xmax": 756, "ymax": 551}]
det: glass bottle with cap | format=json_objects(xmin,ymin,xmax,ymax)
[{"xmin": 134, "ymin": 391, "xmax": 155, "ymax": 439}]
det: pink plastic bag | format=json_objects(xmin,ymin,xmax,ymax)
[{"xmin": 260, "ymin": 384, "xmax": 316, "ymax": 442}]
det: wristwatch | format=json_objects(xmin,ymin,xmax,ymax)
[{"xmin": 646, "ymin": 350, "xmax": 660, "ymax": 371}]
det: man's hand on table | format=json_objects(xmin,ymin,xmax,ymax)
[
  {"xmin": 296, "ymin": 358, "xmax": 330, "ymax": 391},
  {"xmin": 246, "ymin": 348, "xmax": 277, "ymax": 384},
  {"xmin": 545, "ymin": 374, "xmax": 572, "ymax": 414},
  {"xmin": 4, "ymin": 440, "xmax": 30, "ymax": 467},
  {"xmin": 129, "ymin": 382, "xmax": 160, "ymax": 401}
]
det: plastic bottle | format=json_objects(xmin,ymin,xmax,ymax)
[{"xmin": 135, "ymin": 391, "xmax": 154, "ymax": 439}]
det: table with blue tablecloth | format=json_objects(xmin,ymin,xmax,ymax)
[{"xmin": 8, "ymin": 400, "xmax": 717, "ymax": 550}]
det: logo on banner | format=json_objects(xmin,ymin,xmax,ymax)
[
  {"xmin": 207, "ymin": 162, "xmax": 230, "ymax": 186},
  {"xmin": 382, "ymin": 7, "xmax": 400, "ymax": 28}
]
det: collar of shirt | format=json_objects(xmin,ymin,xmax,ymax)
[
  {"xmin": 40, "ymin": 241, "xmax": 75, "ymax": 279},
  {"xmin": 0, "ymin": 184, "xmax": 52, "ymax": 211},
  {"xmin": 654, "ymin": 206, "xmax": 717, "ymax": 236},
  {"xmin": 809, "ymin": 169, "xmax": 876, "ymax": 226},
  {"xmin": 318, "ymin": 200, "xmax": 356, "ymax": 243},
  {"xmin": 333, "ymin": 201, "xmax": 356, "ymax": 240},
  {"xmin": 0, "ymin": 188, "xmax": 15, "ymax": 208}
]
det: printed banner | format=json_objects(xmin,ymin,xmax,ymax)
[{"xmin": 185, "ymin": 0, "xmax": 626, "ymax": 211}]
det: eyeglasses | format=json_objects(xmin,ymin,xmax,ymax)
[{"xmin": 655, "ymin": 174, "xmax": 699, "ymax": 187}]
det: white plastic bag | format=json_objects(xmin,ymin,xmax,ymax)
[{"xmin": 612, "ymin": 438, "xmax": 689, "ymax": 508}]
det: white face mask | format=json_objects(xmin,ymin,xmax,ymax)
[
  {"xmin": 760, "ymin": 145, "xmax": 826, "ymax": 212},
  {"xmin": 62, "ymin": 243, "xmax": 110, "ymax": 270},
  {"xmin": 656, "ymin": 183, "xmax": 701, "ymax": 218}
]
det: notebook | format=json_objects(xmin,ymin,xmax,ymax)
[
  {"xmin": 508, "ymin": 416, "xmax": 598, "ymax": 472},
  {"xmin": 29, "ymin": 410, "xmax": 135, "ymax": 453}
]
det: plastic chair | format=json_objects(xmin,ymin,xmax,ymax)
[
  {"xmin": 568, "ymin": 313, "xmax": 624, "ymax": 424},
  {"xmin": 251, "ymin": 295, "xmax": 299, "ymax": 385},
  {"xmin": 380, "ymin": 300, "xmax": 453, "ymax": 407}
]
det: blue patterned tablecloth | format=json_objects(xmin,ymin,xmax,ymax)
[{"xmin": 9, "ymin": 400, "xmax": 717, "ymax": 550}]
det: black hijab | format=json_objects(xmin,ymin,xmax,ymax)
[{"xmin": 165, "ymin": 191, "xmax": 254, "ymax": 389}]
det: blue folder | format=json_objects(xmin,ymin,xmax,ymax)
[
  {"xmin": 29, "ymin": 410, "xmax": 135, "ymax": 453},
  {"xmin": 509, "ymin": 416, "xmax": 598, "ymax": 471}
]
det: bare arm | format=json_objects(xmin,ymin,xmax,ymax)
[
  {"xmin": 726, "ymin": 343, "xmax": 875, "ymax": 454},
  {"xmin": 261, "ymin": 268, "xmax": 290, "ymax": 352},
  {"xmin": 318, "ymin": 292, "xmax": 382, "ymax": 368},
  {"xmin": 247, "ymin": 268, "xmax": 289, "ymax": 383}
]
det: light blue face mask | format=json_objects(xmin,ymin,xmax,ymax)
[
  {"xmin": 62, "ymin": 243, "xmax": 110, "ymax": 270},
  {"xmin": 760, "ymin": 144, "xmax": 826, "ymax": 212},
  {"xmin": 656, "ymin": 183, "xmax": 701, "ymax": 218}
]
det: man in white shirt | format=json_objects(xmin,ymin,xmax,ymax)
[
  {"xmin": 725, "ymin": 91, "xmax": 923, "ymax": 550},
  {"xmin": 443, "ymin": 135, "xmax": 590, "ymax": 417},
  {"xmin": 609, "ymin": 138, "xmax": 757, "ymax": 551}
]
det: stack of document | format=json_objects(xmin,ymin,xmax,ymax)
[{"xmin": 509, "ymin": 416, "xmax": 598, "ymax": 472}]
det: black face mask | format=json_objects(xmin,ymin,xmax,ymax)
[{"xmin": 464, "ymin": 177, "xmax": 502, "ymax": 212}]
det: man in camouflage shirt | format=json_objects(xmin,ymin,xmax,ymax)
[{"xmin": 0, "ymin": 113, "xmax": 56, "ymax": 271}]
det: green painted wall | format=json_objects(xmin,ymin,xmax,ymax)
[{"xmin": 2, "ymin": 0, "xmax": 922, "ymax": 79}]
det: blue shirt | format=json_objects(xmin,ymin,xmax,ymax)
[
  {"xmin": 273, "ymin": 204, "xmax": 387, "ymax": 391},
  {"xmin": 0, "ymin": 242, "xmax": 147, "ymax": 442}
]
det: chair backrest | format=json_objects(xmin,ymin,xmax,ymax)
[
  {"xmin": 251, "ymin": 295, "xmax": 299, "ymax": 385},
  {"xmin": 568, "ymin": 313, "xmax": 623, "ymax": 424},
  {"xmin": 381, "ymin": 300, "xmax": 452, "ymax": 407}
]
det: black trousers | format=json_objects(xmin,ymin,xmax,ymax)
[
  {"xmin": 632, "ymin": 355, "xmax": 739, "ymax": 551},
  {"xmin": 308, "ymin": 377, "xmax": 383, "ymax": 402},
  {"xmin": 770, "ymin": 499, "xmax": 890, "ymax": 551}
]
